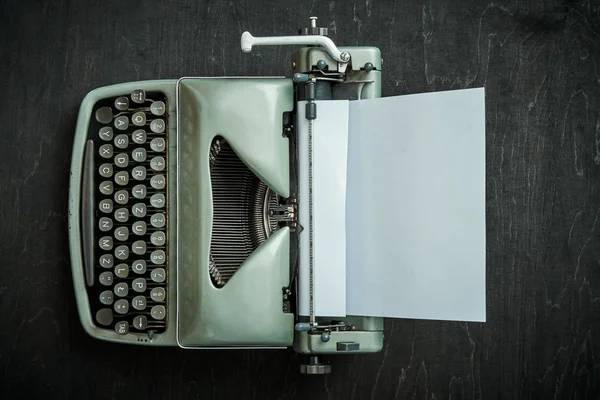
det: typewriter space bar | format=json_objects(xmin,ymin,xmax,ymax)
[{"xmin": 81, "ymin": 140, "xmax": 95, "ymax": 286}]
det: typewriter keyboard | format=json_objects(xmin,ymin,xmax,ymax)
[{"xmin": 82, "ymin": 89, "xmax": 168, "ymax": 337}]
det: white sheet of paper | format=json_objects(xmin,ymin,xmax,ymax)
[
  {"xmin": 297, "ymin": 100, "xmax": 349, "ymax": 317},
  {"xmin": 345, "ymin": 88, "xmax": 486, "ymax": 322}
]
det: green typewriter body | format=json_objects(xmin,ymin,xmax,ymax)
[{"xmin": 68, "ymin": 18, "xmax": 383, "ymax": 372}]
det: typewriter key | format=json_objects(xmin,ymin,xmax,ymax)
[
  {"xmin": 99, "ymin": 217, "xmax": 113, "ymax": 232},
  {"xmin": 95, "ymin": 107, "xmax": 112, "ymax": 124},
  {"xmin": 150, "ymin": 305, "xmax": 166, "ymax": 320},
  {"xmin": 99, "ymin": 126, "xmax": 113, "ymax": 141},
  {"xmin": 150, "ymin": 268, "xmax": 166, "ymax": 283},
  {"xmin": 150, "ymin": 101, "xmax": 165, "ymax": 116},
  {"xmin": 114, "ymin": 263, "xmax": 129, "ymax": 278},
  {"xmin": 114, "ymin": 96, "xmax": 129, "ymax": 111},
  {"xmin": 132, "ymin": 296, "xmax": 146, "ymax": 311},
  {"xmin": 132, "ymin": 260, "xmax": 146, "ymax": 274},
  {"xmin": 132, "ymin": 277, "xmax": 146, "ymax": 293},
  {"xmin": 133, "ymin": 315, "xmax": 148, "ymax": 330},
  {"xmin": 114, "ymin": 299, "xmax": 129, "ymax": 314},
  {"xmin": 131, "ymin": 130, "xmax": 146, "ymax": 145},
  {"xmin": 99, "ymin": 254, "xmax": 114, "ymax": 268},
  {"xmin": 99, "ymin": 163, "xmax": 113, "ymax": 178},
  {"xmin": 95, "ymin": 308, "xmax": 113, "ymax": 326},
  {"xmin": 114, "ymin": 245, "xmax": 129, "ymax": 260},
  {"xmin": 114, "ymin": 134, "xmax": 128, "ymax": 149},
  {"xmin": 114, "ymin": 282, "xmax": 128, "ymax": 297},
  {"xmin": 131, "ymin": 240, "xmax": 146, "ymax": 255},
  {"xmin": 99, "ymin": 290, "xmax": 114, "ymax": 305},
  {"xmin": 150, "ymin": 287, "xmax": 165, "ymax": 302},
  {"xmin": 114, "ymin": 116, "xmax": 129, "ymax": 131},
  {"xmin": 132, "ymin": 112, "xmax": 146, "ymax": 127},
  {"xmin": 99, "ymin": 271, "xmax": 113, "ymax": 286},
  {"xmin": 132, "ymin": 221, "xmax": 147, "ymax": 236},
  {"xmin": 115, "ymin": 321, "xmax": 129, "ymax": 335}
]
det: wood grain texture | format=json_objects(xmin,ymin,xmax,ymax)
[{"xmin": 1, "ymin": 0, "xmax": 600, "ymax": 398}]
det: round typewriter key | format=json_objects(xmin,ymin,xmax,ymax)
[
  {"xmin": 132, "ymin": 296, "xmax": 147, "ymax": 311},
  {"xmin": 114, "ymin": 282, "xmax": 129, "ymax": 297},
  {"xmin": 115, "ymin": 96, "xmax": 129, "ymax": 111},
  {"xmin": 99, "ymin": 271, "xmax": 113, "ymax": 286},
  {"xmin": 99, "ymin": 163, "xmax": 113, "ymax": 178},
  {"xmin": 132, "ymin": 111, "xmax": 146, "ymax": 127},
  {"xmin": 133, "ymin": 315, "xmax": 148, "ymax": 329},
  {"xmin": 132, "ymin": 130, "xmax": 146, "ymax": 145},
  {"xmin": 151, "ymin": 305, "xmax": 166, "ymax": 320},
  {"xmin": 150, "ymin": 231, "xmax": 166, "ymax": 246},
  {"xmin": 150, "ymin": 138, "xmax": 166, "ymax": 152},
  {"xmin": 114, "ymin": 171, "xmax": 129, "ymax": 186},
  {"xmin": 99, "ymin": 236, "xmax": 113, "ymax": 251},
  {"xmin": 150, "ymin": 250, "xmax": 165, "ymax": 265},
  {"xmin": 114, "ymin": 263, "xmax": 129, "ymax": 278},
  {"xmin": 99, "ymin": 217, "xmax": 113, "ymax": 232},
  {"xmin": 99, "ymin": 126, "xmax": 113, "ymax": 141},
  {"xmin": 132, "ymin": 240, "xmax": 147, "ymax": 255},
  {"xmin": 99, "ymin": 290, "xmax": 114, "ymax": 305},
  {"xmin": 150, "ymin": 156, "xmax": 166, "ymax": 172},
  {"xmin": 132, "ymin": 184, "xmax": 147, "ymax": 200},
  {"xmin": 114, "ymin": 299, "xmax": 129, "ymax": 314},
  {"xmin": 132, "ymin": 166, "xmax": 146, "ymax": 181},
  {"xmin": 114, "ymin": 189, "xmax": 129, "ymax": 205},
  {"xmin": 115, "ymin": 320, "xmax": 129, "ymax": 335},
  {"xmin": 132, "ymin": 202, "xmax": 147, "ymax": 218},
  {"xmin": 114, "ymin": 245, "xmax": 129, "ymax": 260},
  {"xmin": 114, "ymin": 226, "xmax": 129, "ymax": 241},
  {"xmin": 95, "ymin": 308, "xmax": 113, "ymax": 326},
  {"xmin": 99, "ymin": 181, "xmax": 114, "ymax": 195},
  {"xmin": 132, "ymin": 147, "xmax": 147, "ymax": 162},
  {"xmin": 150, "ymin": 193, "xmax": 165, "ymax": 208},
  {"xmin": 114, "ymin": 153, "xmax": 129, "ymax": 168},
  {"xmin": 150, "ymin": 119, "xmax": 165, "ymax": 133},
  {"xmin": 114, "ymin": 134, "xmax": 129, "ymax": 149},
  {"xmin": 99, "ymin": 254, "xmax": 114, "ymax": 268},
  {"xmin": 150, "ymin": 213, "xmax": 165, "ymax": 228},
  {"xmin": 114, "ymin": 115, "xmax": 129, "ymax": 131},
  {"xmin": 114, "ymin": 207, "xmax": 129, "ymax": 223},
  {"xmin": 95, "ymin": 106, "xmax": 113, "ymax": 124},
  {"xmin": 132, "ymin": 221, "xmax": 147, "ymax": 236},
  {"xmin": 99, "ymin": 199, "xmax": 113, "ymax": 213},
  {"xmin": 99, "ymin": 144, "xmax": 113, "ymax": 159},
  {"xmin": 131, "ymin": 89, "xmax": 146, "ymax": 104},
  {"xmin": 132, "ymin": 277, "xmax": 146, "ymax": 293},
  {"xmin": 151, "ymin": 268, "xmax": 166, "ymax": 283},
  {"xmin": 150, "ymin": 101, "xmax": 166, "ymax": 116},
  {"xmin": 150, "ymin": 287, "xmax": 165, "ymax": 302},
  {"xmin": 150, "ymin": 175, "xmax": 165, "ymax": 190},
  {"xmin": 132, "ymin": 260, "xmax": 147, "ymax": 274}
]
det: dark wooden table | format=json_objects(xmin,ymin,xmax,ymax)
[{"xmin": 2, "ymin": 1, "xmax": 600, "ymax": 398}]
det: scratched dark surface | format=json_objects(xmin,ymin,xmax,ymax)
[{"xmin": 1, "ymin": 0, "xmax": 600, "ymax": 399}]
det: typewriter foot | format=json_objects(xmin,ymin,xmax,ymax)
[{"xmin": 300, "ymin": 356, "xmax": 331, "ymax": 375}]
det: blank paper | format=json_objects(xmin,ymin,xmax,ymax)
[{"xmin": 345, "ymin": 88, "xmax": 486, "ymax": 322}]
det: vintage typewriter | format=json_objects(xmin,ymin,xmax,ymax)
[
  {"xmin": 68, "ymin": 17, "xmax": 385, "ymax": 374},
  {"xmin": 68, "ymin": 17, "xmax": 486, "ymax": 374}
]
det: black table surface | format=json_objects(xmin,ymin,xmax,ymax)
[{"xmin": 2, "ymin": 0, "xmax": 600, "ymax": 398}]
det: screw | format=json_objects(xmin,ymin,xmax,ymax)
[
  {"xmin": 310, "ymin": 17, "xmax": 317, "ymax": 28},
  {"xmin": 340, "ymin": 52, "xmax": 350, "ymax": 62},
  {"xmin": 292, "ymin": 61, "xmax": 296, "ymax": 70},
  {"xmin": 317, "ymin": 59, "xmax": 327, "ymax": 70}
]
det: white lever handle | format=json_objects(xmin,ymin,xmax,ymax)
[{"xmin": 240, "ymin": 31, "xmax": 350, "ymax": 63}]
